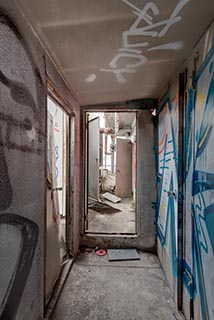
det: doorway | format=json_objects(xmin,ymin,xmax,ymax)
[
  {"xmin": 85, "ymin": 112, "xmax": 137, "ymax": 234},
  {"xmin": 45, "ymin": 96, "xmax": 70, "ymax": 303}
]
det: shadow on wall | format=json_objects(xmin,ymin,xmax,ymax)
[{"xmin": 0, "ymin": 9, "xmax": 44, "ymax": 320}]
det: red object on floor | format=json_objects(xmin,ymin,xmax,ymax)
[{"xmin": 96, "ymin": 249, "xmax": 107, "ymax": 256}]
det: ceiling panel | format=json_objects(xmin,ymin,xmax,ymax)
[{"xmin": 17, "ymin": 0, "xmax": 214, "ymax": 105}]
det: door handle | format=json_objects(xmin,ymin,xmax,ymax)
[
  {"xmin": 167, "ymin": 190, "xmax": 177, "ymax": 200},
  {"xmin": 52, "ymin": 187, "xmax": 63, "ymax": 191}
]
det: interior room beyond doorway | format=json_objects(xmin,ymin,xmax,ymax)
[{"xmin": 86, "ymin": 111, "xmax": 137, "ymax": 234}]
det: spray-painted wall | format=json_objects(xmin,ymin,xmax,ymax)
[
  {"xmin": 0, "ymin": 5, "xmax": 46, "ymax": 320},
  {"xmin": 182, "ymin": 29, "xmax": 214, "ymax": 320},
  {"xmin": 157, "ymin": 23, "xmax": 214, "ymax": 320},
  {"xmin": 0, "ymin": 1, "xmax": 80, "ymax": 319},
  {"xmin": 157, "ymin": 92, "xmax": 179, "ymax": 300}
]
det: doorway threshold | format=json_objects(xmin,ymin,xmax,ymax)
[{"xmin": 84, "ymin": 232, "xmax": 138, "ymax": 238}]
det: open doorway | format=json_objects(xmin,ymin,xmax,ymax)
[
  {"xmin": 85, "ymin": 112, "xmax": 137, "ymax": 234},
  {"xmin": 45, "ymin": 96, "xmax": 69, "ymax": 303}
]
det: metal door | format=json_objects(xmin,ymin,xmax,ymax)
[
  {"xmin": 88, "ymin": 117, "xmax": 100, "ymax": 199},
  {"xmin": 115, "ymin": 138, "xmax": 132, "ymax": 198}
]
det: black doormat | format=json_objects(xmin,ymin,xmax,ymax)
[{"xmin": 88, "ymin": 200, "xmax": 121, "ymax": 214}]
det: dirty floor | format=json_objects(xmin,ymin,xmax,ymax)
[
  {"xmin": 51, "ymin": 252, "xmax": 182, "ymax": 320},
  {"xmin": 87, "ymin": 197, "xmax": 135, "ymax": 233}
]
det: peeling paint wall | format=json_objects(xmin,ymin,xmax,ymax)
[{"xmin": 157, "ymin": 22, "xmax": 214, "ymax": 320}]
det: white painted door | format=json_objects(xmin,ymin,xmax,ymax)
[
  {"xmin": 88, "ymin": 117, "xmax": 100, "ymax": 199},
  {"xmin": 45, "ymin": 98, "xmax": 68, "ymax": 304},
  {"xmin": 46, "ymin": 110, "xmax": 61, "ymax": 303},
  {"xmin": 115, "ymin": 138, "xmax": 132, "ymax": 198}
]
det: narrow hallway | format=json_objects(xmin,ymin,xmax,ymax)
[
  {"xmin": 52, "ymin": 252, "xmax": 182, "ymax": 320},
  {"xmin": 1, "ymin": 1, "xmax": 214, "ymax": 320}
]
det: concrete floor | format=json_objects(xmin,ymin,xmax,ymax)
[
  {"xmin": 52, "ymin": 252, "xmax": 182, "ymax": 320},
  {"xmin": 88, "ymin": 197, "xmax": 136, "ymax": 233}
]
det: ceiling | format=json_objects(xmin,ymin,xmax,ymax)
[{"xmin": 17, "ymin": 0, "xmax": 214, "ymax": 105}]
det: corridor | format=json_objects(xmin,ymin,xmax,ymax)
[
  {"xmin": 0, "ymin": 0, "xmax": 214, "ymax": 319},
  {"xmin": 52, "ymin": 252, "xmax": 182, "ymax": 320}
]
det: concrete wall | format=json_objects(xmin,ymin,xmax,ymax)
[
  {"xmin": 80, "ymin": 107, "xmax": 156, "ymax": 250},
  {"xmin": 0, "ymin": 3, "xmax": 46, "ymax": 319},
  {"xmin": 0, "ymin": 1, "xmax": 79, "ymax": 319},
  {"xmin": 157, "ymin": 21, "xmax": 214, "ymax": 320}
]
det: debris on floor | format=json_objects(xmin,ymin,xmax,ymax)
[
  {"xmin": 101, "ymin": 172, "xmax": 116, "ymax": 192},
  {"xmin": 88, "ymin": 198, "xmax": 121, "ymax": 213},
  {"xmin": 102, "ymin": 192, "xmax": 121, "ymax": 203},
  {"xmin": 88, "ymin": 196, "xmax": 135, "ymax": 233},
  {"xmin": 80, "ymin": 247, "xmax": 93, "ymax": 255},
  {"xmin": 107, "ymin": 249, "xmax": 140, "ymax": 261},
  {"xmin": 96, "ymin": 249, "xmax": 107, "ymax": 256}
]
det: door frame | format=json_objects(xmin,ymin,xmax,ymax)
[
  {"xmin": 177, "ymin": 70, "xmax": 187, "ymax": 311},
  {"xmin": 85, "ymin": 109, "xmax": 137, "ymax": 236},
  {"xmin": 79, "ymin": 99, "xmax": 157, "ymax": 247},
  {"xmin": 44, "ymin": 80, "xmax": 75, "ymax": 307},
  {"xmin": 85, "ymin": 110, "xmax": 137, "ymax": 235},
  {"xmin": 155, "ymin": 72, "xmax": 187, "ymax": 313}
]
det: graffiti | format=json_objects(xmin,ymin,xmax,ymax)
[
  {"xmin": 100, "ymin": 0, "xmax": 189, "ymax": 83},
  {"xmin": 0, "ymin": 111, "xmax": 44, "ymax": 154},
  {"xmin": 53, "ymin": 121, "xmax": 60, "ymax": 178},
  {"xmin": 157, "ymin": 97, "xmax": 178, "ymax": 279},
  {"xmin": 0, "ymin": 12, "xmax": 44, "ymax": 155},
  {"xmin": 48, "ymin": 99, "xmax": 64, "ymax": 215},
  {"xmin": 189, "ymin": 45, "xmax": 214, "ymax": 320},
  {"xmin": 85, "ymin": 73, "xmax": 96, "ymax": 83},
  {"xmin": 147, "ymin": 42, "xmax": 183, "ymax": 51},
  {"xmin": 0, "ymin": 130, "xmax": 12, "ymax": 211},
  {"xmin": 157, "ymin": 43, "xmax": 214, "ymax": 319},
  {"xmin": 0, "ymin": 214, "xmax": 38, "ymax": 320},
  {"xmin": 0, "ymin": 8, "xmax": 44, "ymax": 319},
  {"xmin": 55, "ymin": 145, "xmax": 59, "ymax": 178}
]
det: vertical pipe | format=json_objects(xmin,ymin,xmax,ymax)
[
  {"xmin": 104, "ymin": 133, "xmax": 107, "ymax": 169},
  {"xmin": 85, "ymin": 113, "xmax": 89, "ymax": 231},
  {"xmin": 111, "ymin": 136, "xmax": 114, "ymax": 174}
]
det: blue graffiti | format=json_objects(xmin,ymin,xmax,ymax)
[
  {"xmin": 204, "ymin": 204, "xmax": 214, "ymax": 254},
  {"xmin": 193, "ymin": 171, "xmax": 214, "ymax": 195},
  {"xmin": 156, "ymin": 97, "xmax": 178, "ymax": 278},
  {"xmin": 183, "ymin": 260, "xmax": 196, "ymax": 298},
  {"xmin": 185, "ymin": 43, "xmax": 214, "ymax": 320},
  {"xmin": 157, "ymin": 41, "xmax": 214, "ymax": 320},
  {"xmin": 196, "ymin": 61, "xmax": 214, "ymax": 158}
]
